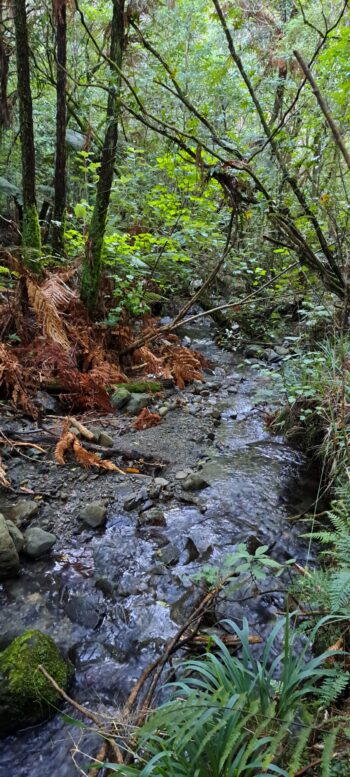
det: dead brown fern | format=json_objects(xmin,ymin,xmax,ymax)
[
  {"xmin": 54, "ymin": 426, "xmax": 123, "ymax": 473},
  {"xmin": 134, "ymin": 408, "xmax": 162, "ymax": 430},
  {"xmin": 26, "ymin": 278, "xmax": 70, "ymax": 350},
  {"xmin": 0, "ymin": 343, "xmax": 38, "ymax": 417}
]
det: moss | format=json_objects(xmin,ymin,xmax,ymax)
[
  {"xmin": 22, "ymin": 203, "xmax": 41, "ymax": 251},
  {"xmin": 0, "ymin": 630, "xmax": 71, "ymax": 735},
  {"xmin": 112, "ymin": 381, "xmax": 163, "ymax": 394},
  {"xmin": 22, "ymin": 203, "xmax": 42, "ymax": 275}
]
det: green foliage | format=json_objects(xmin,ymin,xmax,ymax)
[
  {"xmin": 106, "ymin": 616, "xmax": 343, "ymax": 776},
  {"xmin": 192, "ymin": 542, "xmax": 295, "ymax": 589}
]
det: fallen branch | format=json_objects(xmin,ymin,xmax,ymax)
[
  {"xmin": 37, "ymin": 665, "xmax": 124, "ymax": 766},
  {"xmin": 294, "ymin": 50, "xmax": 350, "ymax": 171},
  {"xmin": 121, "ymin": 261, "xmax": 299, "ymax": 356}
]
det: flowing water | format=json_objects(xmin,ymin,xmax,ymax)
[{"xmin": 0, "ymin": 321, "xmax": 317, "ymax": 777}]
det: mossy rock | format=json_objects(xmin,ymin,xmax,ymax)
[
  {"xmin": 112, "ymin": 381, "xmax": 163, "ymax": 394},
  {"xmin": 0, "ymin": 630, "xmax": 71, "ymax": 736}
]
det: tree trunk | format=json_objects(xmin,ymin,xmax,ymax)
[
  {"xmin": 0, "ymin": 1, "xmax": 11, "ymax": 131},
  {"xmin": 13, "ymin": 0, "xmax": 41, "ymax": 266},
  {"xmin": 80, "ymin": 0, "xmax": 125, "ymax": 315},
  {"xmin": 52, "ymin": 0, "xmax": 67, "ymax": 255}
]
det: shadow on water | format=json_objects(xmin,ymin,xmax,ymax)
[{"xmin": 0, "ymin": 320, "xmax": 320, "ymax": 777}]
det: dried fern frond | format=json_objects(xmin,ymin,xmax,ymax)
[
  {"xmin": 54, "ymin": 430, "xmax": 75, "ymax": 464},
  {"xmin": 72, "ymin": 438, "xmax": 123, "ymax": 473},
  {"xmin": 54, "ymin": 425, "xmax": 123, "ymax": 473},
  {"xmin": 0, "ymin": 343, "xmax": 37, "ymax": 417},
  {"xmin": 134, "ymin": 407, "xmax": 162, "ymax": 430},
  {"xmin": 164, "ymin": 346, "xmax": 207, "ymax": 389},
  {"xmin": 40, "ymin": 276, "xmax": 77, "ymax": 311},
  {"xmin": 26, "ymin": 278, "xmax": 70, "ymax": 350},
  {"xmin": 89, "ymin": 361, "xmax": 127, "ymax": 386},
  {"xmin": 134, "ymin": 346, "xmax": 164, "ymax": 374}
]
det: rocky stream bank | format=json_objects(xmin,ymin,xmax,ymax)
[{"xmin": 0, "ymin": 319, "xmax": 318, "ymax": 776}]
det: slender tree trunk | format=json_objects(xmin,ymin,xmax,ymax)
[
  {"xmin": 13, "ymin": 0, "xmax": 41, "ymax": 265},
  {"xmin": 52, "ymin": 0, "xmax": 67, "ymax": 255},
  {"xmin": 80, "ymin": 0, "xmax": 125, "ymax": 315},
  {"xmin": 0, "ymin": 1, "xmax": 11, "ymax": 132}
]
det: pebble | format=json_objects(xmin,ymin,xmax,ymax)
[
  {"xmin": 158, "ymin": 406, "xmax": 168, "ymax": 417},
  {"xmin": 175, "ymin": 469, "xmax": 193, "ymax": 480},
  {"xmin": 99, "ymin": 431, "xmax": 114, "ymax": 447},
  {"xmin": 137, "ymin": 508, "xmax": 166, "ymax": 527},
  {"xmin": 79, "ymin": 500, "xmax": 107, "ymax": 528},
  {"xmin": 182, "ymin": 473, "xmax": 210, "ymax": 492},
  {"xmin": 154, "ymin": 477, "xmax": 170, "ymax": 487}
]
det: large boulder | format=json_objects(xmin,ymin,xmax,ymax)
[
  {"xmin": 0, "ymin": 630, "xmax": 71, "ymax": 736},
  {"xmin": 0, "ymin": 514, "xmax": 19, "ymax": 579}
]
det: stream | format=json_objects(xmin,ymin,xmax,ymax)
[{"xmin": 0, "ymin": 319, "xmax": 318, "ymax": 777}]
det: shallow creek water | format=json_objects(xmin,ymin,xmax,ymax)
[{"xmin": 0, "ymin": 321, "xmax": 317, "ymax": 776}]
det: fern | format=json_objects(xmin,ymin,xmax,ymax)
[
  {"xmin": 321, "ymin": 729, "xmax": 338, "ymax": 777},
  {"xmin": 320, "ymin": 672, "xmax": 350, "ymax": 706}
]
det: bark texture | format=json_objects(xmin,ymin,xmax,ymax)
[
  {"xmin": 81, "ymin": 0, "xmax": 125, "ymax": 314},
  {"xmin": 13, "ymin": 0, "xmax": 41, "ymax": 263}
]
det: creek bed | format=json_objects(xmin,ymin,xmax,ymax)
[{"xmin": 0, "ymin": 321, "xmax": 317, "ymax": 777}]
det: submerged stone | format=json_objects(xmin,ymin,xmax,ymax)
[{"xmin": 0, "ymin": 630, "xmax": 70, "ymax": 736}]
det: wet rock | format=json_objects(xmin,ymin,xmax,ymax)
[
  {"xmin": 6, "ymin": 521, "xmax": 25, "ymax": 553},
  {"xmin": 65, "ymin": 594, "xmax": 104, "ymax": 629},
  {"xmin": 157, "ymin": 543, "xmax": 180, "ymax": 566},
  {"xmin": 111, "ymin": 387, "xmax": 131, "ymax": 409},
  {"xmin": 33, "ymin": 391, "xmax": 61, "ymax": 414},
  {"xmin": 175, "ymin": 469, "xmax": 193, "ymax": 480},
  {"xmin": 127, "ymin": 393, "xmax": 150, "ymax": 415},
  {"xmin": 86, "ymin": 425, "xmax": 101, "ymax": 442},
  {"xmin": 9, "ymin": 500, "xmax": 39, "ymax": 527},
  {"xmin": 207, "ymin": 431, "xmax": 215, "ymax": 441},
  {"xmin": 124, "ymin": 488, "xmax": 148, "ymax": 512},
  {"xmin": 154, "ymin": 477, "xmax": 170, "ymax": 488},
  {"xmin": 118, "ymin": 572, "xmax": 149, "ymax": 596},
  {"xmin": 137, "ymin": 508, "xmax": 166, "ymax": 527},
  {"xmin": 0, "ymin": 629, "xmax": 71, "ymax": 736},
  {"xmin": 275, "ymin": 345, "xmax": 289, "ymax": 357},
  {"xmin": 185, "ymin": 537, "xmax": 200, "ymax": 563},
  {"xmin": 245, "ymin": 345, "xmax": 264, "ymax": 358},
  {"xmin": 24, "ymin": 527, "xmax": 57, "ymax": 558},
  {"xmin": 200, "ymin": 389, "xmax": 210, "ymax": 397},
  {"xmin": 99, "ymin": 431, "xmax": 114, "ymax": 447},
  {"xmin": 211, "ymin": 409, "xmax": 222, "ymax": 420},
  {"xmin": 264, "ymin": 348, "xmax": 279, "ymax": 363},
  {"xmin": 139, "ymin": 499, "xmax": 154, "ymax": 513},
  {"xmin": 0, "ymin": 514, "xmax": 19, "ymax": 579},
  {"xmin": 79, "ymin": 500, "xmax": 107, "ymax": 528},
  {"xmin": 95, "ymin": 577, "xmax": 116, "ymax": 599},
  {"xmin": 182, "ymin": 473, "xmax": 209, "ymax": 492}
]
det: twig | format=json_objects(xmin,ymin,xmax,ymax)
[
  {"xmin": 121, "ymin": 261, "xmax": 299, "ymax": 356},
  {"xmin": 294, "ymin": 50, "xmax": 350, "ymax": 171},
  {"xmin": 37, "ymin": 666, "xmax": 124, "ymax": 767}
]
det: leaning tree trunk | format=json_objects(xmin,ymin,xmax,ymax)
[
  {"xmin": 80, "ymin": 0, "xmax": 125, "ymax": 315},
  {"xmin": 52, "ymin": 0, "xmax": 67, "ymax": 256},
  {"xmin": 13, "ymin": 0, "xmax": 41, "ymax": 266}
]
